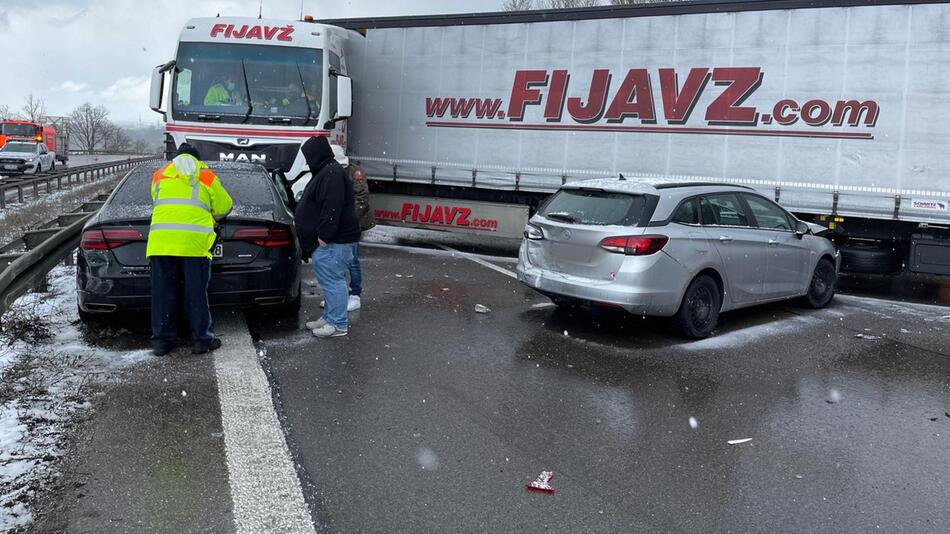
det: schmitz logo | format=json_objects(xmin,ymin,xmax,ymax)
[
  {"xmin": 425, "ymin": 67, "xmax": 879, "ymax": 140},
  {"xmin": 210, "ymin": 23, "xmax": 294, "ymax": 41},
  {"xmin": 911, "ymin": 199, "xmax": 949, "ymax": 212}
]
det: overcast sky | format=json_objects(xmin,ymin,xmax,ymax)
[{"xmin": 0, "ymin": 0, "xmax": 502, "ymax": 125}]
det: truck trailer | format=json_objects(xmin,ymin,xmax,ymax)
[
  {"xmin": 332, "ymin": 0, "xmax": 950, "ymax": 277},
  {"xmin": 151, "ymin": 0, "xmax": 950, "ymax": 277}
]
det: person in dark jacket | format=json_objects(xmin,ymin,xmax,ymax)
[{"xmin": 295, "ymin": 137, "xmax": 361, "ymax": 337}]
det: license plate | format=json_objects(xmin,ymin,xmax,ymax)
[
  {"xmin": 3, "ymin": 165, "xmax": 16, "ymax": 170},
  {"xmin": 212, "ymin": 243, "xmax": 224, "ymax": 258}
]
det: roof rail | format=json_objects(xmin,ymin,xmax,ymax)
[{"xmin": 653, "ymin": 182, "xmax": 755, "ymax": 190}]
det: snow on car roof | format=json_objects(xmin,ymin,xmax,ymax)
[{"xmin": 562, "ymin": 178, "xmax": 659, "ymax": 195}]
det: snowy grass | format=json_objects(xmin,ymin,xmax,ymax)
[
  {"xmin": 0, "ymin": 265, "xmax": 151, "ymax": 531},
  {"xmin": 0, "ymin": 173, "xmax": 124, "ymax": 247}
]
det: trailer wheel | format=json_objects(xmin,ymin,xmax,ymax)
[{"xmin": 839, "ymin": 242, "xmax": 903, "ymax": 274}]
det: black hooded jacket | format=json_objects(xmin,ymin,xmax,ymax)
[{"xmin": 294, "ymin": 137, "xmax": 360, "ymax": 257}]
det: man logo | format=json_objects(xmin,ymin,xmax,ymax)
[
  {"xmin": 219, "ymin": 152, "xmax": 266, "ymax": 163},
  {"xmin": 236, "ymin": 138, "xmax": 250, "ymax": 146}
]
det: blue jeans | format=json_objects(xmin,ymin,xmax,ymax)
[
  {"xmin": 150, "ymin": 256, "xmax": 214, "ymax": 349},
  {"xmin": 313, "ymin": 243, "xmax": 357, "ymax": 329},
  {"xmin": 348, "ymin": 244, "xmax": 362, "ymax": 297}
]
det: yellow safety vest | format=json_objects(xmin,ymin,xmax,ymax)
[{"xmin": 146, "ymin": 156, "xmax": 233, "ymax": 259}]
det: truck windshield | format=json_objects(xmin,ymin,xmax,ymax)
[
  {"xmin": 172, "ymin": 42, "xmax": 322, "ymax": 127},
  {"xmin": 1, "ymin": 124, "xmax": 36, "ymax": 137}
]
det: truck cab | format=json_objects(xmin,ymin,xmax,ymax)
[{"xmin": 149, "ymin": 17, "xmax": 355, "ymax": 199}]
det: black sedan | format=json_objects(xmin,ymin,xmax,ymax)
[{"xmin": 77, "ymin": 161, "xmax": 301, "ymax": 319}]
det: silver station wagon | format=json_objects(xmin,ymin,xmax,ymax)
[{"xmin": 517, "ymin": 180, "xmax": 839, "ymax": 338}]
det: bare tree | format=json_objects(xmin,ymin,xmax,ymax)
[
  {"xmin": 21, "ymin": 94, "xmax": 47, "ymax": 123},
  {"xmin": 502, "ymin": 0, "xmax": 535, "ymax": 10},
  {"xmin": 0, "ymin": 104, "xmax": 12, "ymax": 120},
  {"xmin": 69, "ymin": 103, "xmax": 111, "ymax": 154},
  {"xmin": 102, "ymin": 123, "xmax": 133, "ymax": 153},
  {"xmin": 132, "ymin": 138, "xmax": 149, "ymax": 155}
]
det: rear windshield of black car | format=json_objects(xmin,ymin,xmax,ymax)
[
  {"xmin": 99, "ymin": 165, "xmax": 277, "ymax": 222},
  {"xmin": 540, "ymin": 189, "xmax": 646, "ymax": 226}
]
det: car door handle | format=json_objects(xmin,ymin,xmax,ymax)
[
  {"xmin": 719, "ymin": 236, "xmax": 733, "ymax": 242},
  {"xmin": 768, "ymin": 239, "xmax": 779, "ymax": 246}
]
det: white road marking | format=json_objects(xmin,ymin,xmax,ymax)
[
  {"xmin": 214, "ymin": 315, "xmax": 315, "ymax": 534},
  {"xmin": 435, "ymin": 244, "xmax": 519, "ymax": 279}
]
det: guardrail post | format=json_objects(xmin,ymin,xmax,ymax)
[
  {"xmin": 0, "ymin": 190, "xmax": 5, "ymax": 209},
  {"xmin": 32, "ymin": 274, "xmax": 48, "ymax": 293},
  {"xmin": 46, "ymin": 179, "xmax": 51, "ymax": 194},
  {"xmin": 17, "ymin": 186, "xmax": 23, "ymax": 203}
]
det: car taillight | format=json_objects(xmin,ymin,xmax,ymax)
[
  {"xmin": 233, "ymin": 227, "xmax": 292, "ymax": 247},
  {"xmin": 524, "ymin": 223, "xmax": 544, "ymax": 240},
  {"xmin": 80, "ymin": 228, "xmax": 144, "ymax": 251},
  {"xmin": 599, "ymin": 235, "xmax": 669, "ymax": 256}
]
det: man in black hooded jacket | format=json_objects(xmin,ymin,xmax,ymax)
[{"xmin": 295, "ymin": 137, "xmax": 361, "ymax": 337}]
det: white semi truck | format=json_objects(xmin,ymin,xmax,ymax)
[{"xmin": 151, "ymin": 1, "xmax": 950, "ymax": 276}]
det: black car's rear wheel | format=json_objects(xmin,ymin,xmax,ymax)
[
  {"xmin": 673, "ymin": 275, "xmax": 721, "ymax": 339},
  {"xmin": 802, "ymin": 258, "xmax": 836, "ymax": 309}
]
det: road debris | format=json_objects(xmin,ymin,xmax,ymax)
[
  {"xmin": 526, "ymin": 471, "xmax": 555, "ymax": 494},
  {"xmin": 854, "ymin": 333, "xmax": 881, "ymax": 340},
  {"xmin": 900, "ymin": 328, "xmax": 912, "ymax": 334},
  {"xmin": 727, "ymin": 438, "xmax": 753, "ymax": 445},
  {"xmin": 474, "ymin": 304, "xmax": 491, "ymax": 314},
  {"xmin": 689, "ymin": 417, "xmax": 699, "ymax": 429}
]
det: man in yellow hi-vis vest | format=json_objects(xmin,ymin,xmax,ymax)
[{"xmin": 147, "ymin": 144, "xmax": 233, "ymax": 356}]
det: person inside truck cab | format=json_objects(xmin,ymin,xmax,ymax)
[
  {"xmin": 277, "ymin": 82, "xmax": 312, "ymax": 114},
  {"xmin": 203, "ymin": 73, "xmax": 244, "ymax": 106}
]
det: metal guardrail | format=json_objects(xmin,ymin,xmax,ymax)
[
  {"xmin": 0, "ymin": 156, "xmax": 155, "ymax": 209},
  {"xmin": 0, "ymin": 160, "xmax": 160, "ymax": 316}
]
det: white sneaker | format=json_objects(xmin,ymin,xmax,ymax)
[
  {"xmin": 312, "ymin": 324, "xmax": 348, "ymax": 338},
  {"xmin": 320, "ymin": 297, "xmax": 361, "ymax": 312},
  {"xmin": 305, "ymin": 318, "xmax": 327, "ymax": 330}
]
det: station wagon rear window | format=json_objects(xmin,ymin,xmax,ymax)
[{"xmin": 540, "ymin": 189, "xmax": 645, "ymax": 226}]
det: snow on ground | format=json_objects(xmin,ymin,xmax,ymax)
[{"xmin": 0, "ymin": 266, "xmax": 151, "ymax": 531}]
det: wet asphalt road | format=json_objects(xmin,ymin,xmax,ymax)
[{"xmin": 249, "ymin": 238, "xmax": 950, "ymax": 533}]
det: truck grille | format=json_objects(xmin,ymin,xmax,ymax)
[{"xmin": 187, "ymin": 140, "xmax": 301, "ymax": 173}]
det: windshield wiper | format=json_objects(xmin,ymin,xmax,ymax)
[
  {"xmin": 296, "ymin": 62, "xmax": 314, "ymax": 126},
  {"xmin": 197, "ymin": 114, "xmax": 221, "ymax": 122},
  {"xmin": 268, "ymin": 117, "xmax": 292, "ymax": 124},
  {"xmin": 240, "ymin": 59, "xmax": 253, "ymax": 124},
  {"xmin": 545, "ymin": 212, "xmax": 578, "ymax": 224}
]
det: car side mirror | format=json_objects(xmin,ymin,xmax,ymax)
[{"xmin": 794, "ymin": 221, "xmax": 809, "ymax": 239}]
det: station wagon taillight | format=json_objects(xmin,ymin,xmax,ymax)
[
  {"xmin": 80, "ymin": 228, "xmax": 145, "ymax": 250},
  {"xmin": 599, "ymin": 235, "xmax": 669, "ymax": 256},
  {"xmin": 232, "ymin": 227, "xmax": 292, "ymax": 247}
]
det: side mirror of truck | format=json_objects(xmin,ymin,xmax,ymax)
[
  {"xmin": 334, "ymin": 75, "xmax": 353, "ymax": 120},
  {"xmin": 149, "ymin": 66, "xmax": 164, "ymax": 114},
  {"xmin": 795, "ymin": 221, "xmax": 809, "ymax": 239},
  {"xmin": 150, "ymin": 60, "xmax": 175, "ymax": 115}
]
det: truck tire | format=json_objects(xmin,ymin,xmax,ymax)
[
  {"xmin": 839, "ymin": 243, "xmax": 903, "ymax": 274},
  {"xmin": 672, "ymin": 275, "xmax": 721, "ymax": 339},
  {"xmin": 802, "ymin": 258, "xmax": 836, "ymax": 309}
]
